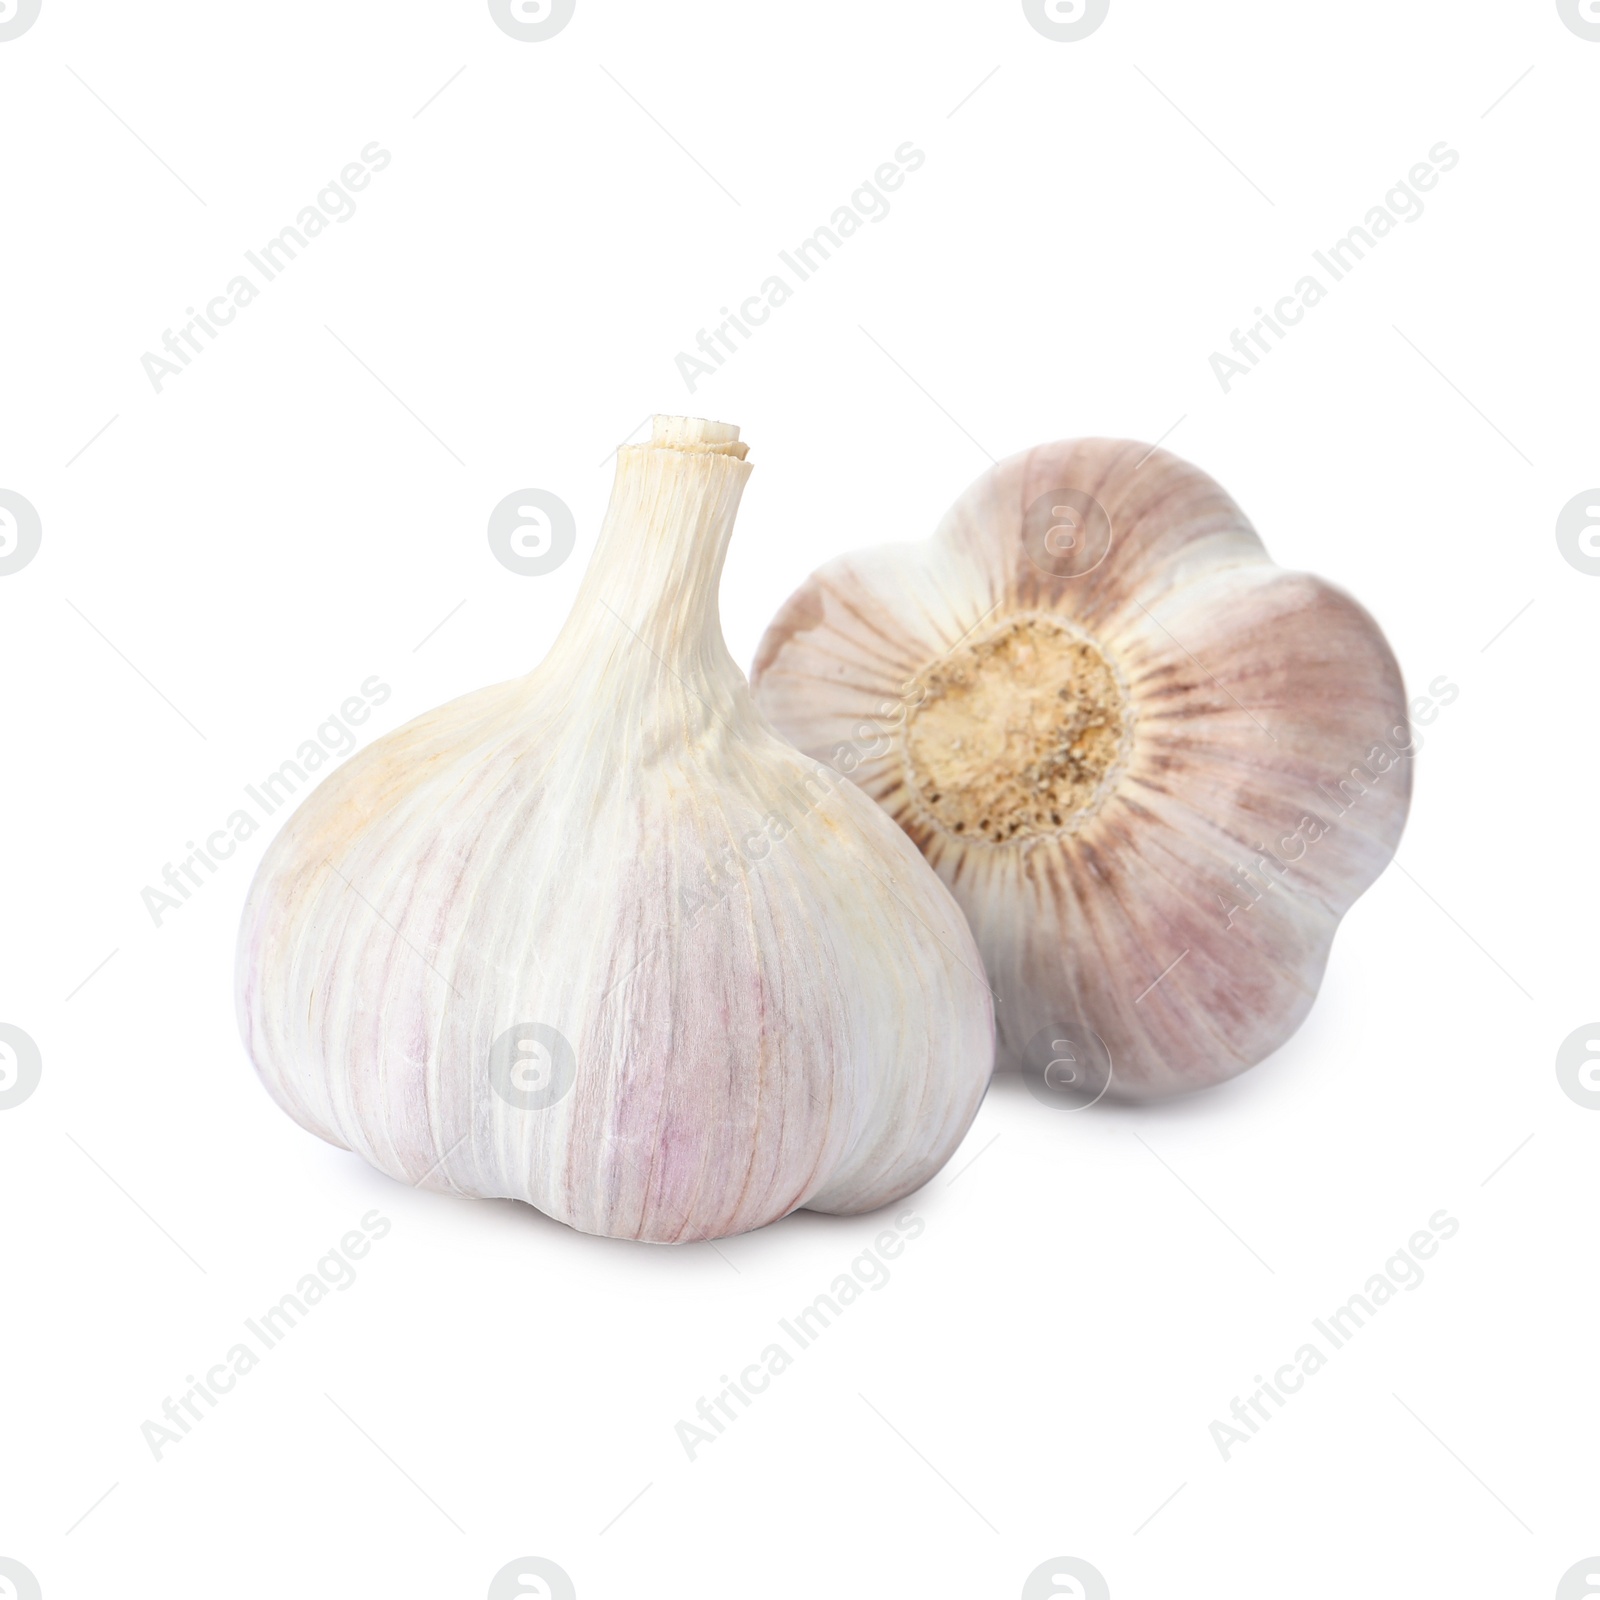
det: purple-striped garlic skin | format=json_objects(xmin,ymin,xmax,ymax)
[
  {"xmin": 236, "ymin": 418, "xmax": 993, "ymax": 1242},
  {"xmin": 750, "ymin": 439, "xmax": 1411, "ymax": 1101}
]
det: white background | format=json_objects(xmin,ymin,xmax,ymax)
[{"xmin": 1, "ymin": 2, "xmax": 1595, "ymax": 1597}]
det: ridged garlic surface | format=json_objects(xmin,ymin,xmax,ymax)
[
  {"xmin": 236, "ymin": 418, "xmax": 993, "ymax": 1241},
  {"xmin": 752, "ymin": 439, "xmax": 1410, "ymax": 1100}
]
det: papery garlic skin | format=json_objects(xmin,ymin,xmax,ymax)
[
  {"xmin": 236, "ymin": 418, "xmax": 993, "ymax": 1242},
  {"xmin": 751, "ymin": 439, "xmax": 1410, "ymax": 1100}
]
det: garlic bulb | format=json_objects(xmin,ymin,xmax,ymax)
[
  {"xmin": 751, "ymin": 439, "xmax": 1410, "ymax": 1100},
  {"xmin": 236, "ymin": 417, "xmax": 993, "ymax": 1242}
]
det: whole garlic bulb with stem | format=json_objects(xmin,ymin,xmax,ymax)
[
  {"xmin": 751, "ymin": 438, "xmax": 1410, "ymax": 1101},
  {"xmin": 236, "ymin": 416, "xmax": 994, "ymax": 1242}
]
